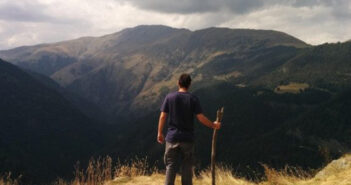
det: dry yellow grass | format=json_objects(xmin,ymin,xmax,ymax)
[
  {"xmin": 213, "ymin": 71, "xmax": 242, "ymax": 81},
  {"xmin": 2, "ymin": 154, "xmax": 351, "ymax": 185},
  {"xmin": 0, "ymin": 173, "xmax": 21, "ymax": 185},
  {"xmin": 108, "ymin": 167, "xmax": 255, "ymax": 185},
  {"xmin": 275, "ymin": 82, "xmax": 309, "ymax": 94},
  {"xmin": 107, "ymin": 154, "xmax": 351, "ymax": 185}
]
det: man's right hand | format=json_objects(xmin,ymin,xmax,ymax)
[{"xmin": 213, "ymin": 121, "xmax": 221, "ymax": 130}]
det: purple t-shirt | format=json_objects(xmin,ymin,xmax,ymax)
[{"xmin": 160, "ymin": 91, "xmax": 203, "ymax": 142}]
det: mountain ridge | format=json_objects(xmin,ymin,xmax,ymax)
[
  {"xmin": 0, "ymin": 25, "xmax": 310, "ymax": 122},
  {"xmin": 0, "ymin": 25, "xmax": 307, "ymax": 53}
]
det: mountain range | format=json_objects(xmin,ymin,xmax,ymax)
[
  {"xmin": 0, "ymin": 25, "xmax": 351, "ymax": 184},
  {"xmin": 0, "ymin": 25, "xmax": 308, "ymax": 122}
]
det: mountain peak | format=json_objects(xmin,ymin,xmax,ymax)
[
  {"xmin": 124, "ymin": 24, "xmax": 188, "ymax": 31},
  {"xmin": 192, "ymin": 27, "xmax": 308, "ymax": 48},
  {"xmin": 113, "ymin": 25, "xmax": 191, "ymax": 38}
]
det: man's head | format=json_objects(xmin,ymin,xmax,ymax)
[{"xmin": 178, "ymin": 73, "xmax": 192, "ymax": 89}]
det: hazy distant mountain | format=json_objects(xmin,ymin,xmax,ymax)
[
  {"xmin": 0, "ymin": 25, "xmax": 309, "ymax": 122},
  {"xmin": 252, "ymin": 42, "xmax": 351, "ymax": 89},
  {"xmin": 0, "ymin": 59, "xmax": 106, "ymax": 184}
]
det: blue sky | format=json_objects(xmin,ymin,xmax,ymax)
[{"xmin": 0, "ymin": 0, "xmax": 350, "ymax": 49}]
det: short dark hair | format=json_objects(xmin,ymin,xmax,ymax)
[{"xmin": 178, "ymin": 73, "xmax": 191, "ymax": 89}]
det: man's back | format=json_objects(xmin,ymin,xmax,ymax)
[
  {"xmin": 160, "ymin": 91, "xmax": 202, "ymax": 143},
  {"xmin": 157, "ymin": 73, "xmax": 221, "ymax": 185}
]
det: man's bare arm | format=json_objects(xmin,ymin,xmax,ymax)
[
  {"xmin": 196, "ymin": 113, "xmax": 221, "ymax": 129},
  {"xmin": 157, "ymin": 112, "xmax": 168, "ymax": 144}
]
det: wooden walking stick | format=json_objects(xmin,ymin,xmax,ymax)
[{"xmin": 211, "ymin": 107, "xmax": 224, "ymax": 185}]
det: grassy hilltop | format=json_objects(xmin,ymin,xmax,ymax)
[
  {"xmin": 1, "ymin": 154, "xmax": 344, "ymax": 185},
  {"xmin": 109, "ymin": 154, "xmax": 351, "ymax": 185}
]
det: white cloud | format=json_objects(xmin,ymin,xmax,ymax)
[
  {"xmin": 219, "ymin": 5, "xmax": 351, "ymax": 44},
  {"xmin": 0, "ymin": 0, "xmax": 350, "ymax": 49}
]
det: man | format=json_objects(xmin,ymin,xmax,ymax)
[{"xmin": 157, "ymin": 73, "xmax": 221, "ymax": 185}]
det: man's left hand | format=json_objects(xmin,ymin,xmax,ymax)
[
  {"xmin": 157, "ymin": 133, "xmax": 165, "ymax": 144},
  {"xmin": 213, "ymin": 121, "xmax": 221, "ymax": 130}
]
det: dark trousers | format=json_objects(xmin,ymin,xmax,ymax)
[{"xmin": 164, "ymin": 142, "xmax": 194, "ymax": 185}]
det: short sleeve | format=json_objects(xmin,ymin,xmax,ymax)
[
  {"xmin": 160, "ymin": 96, "xmax": 169, "ymax": 113},
  {"xmin": 193, "ymin": 96, "xmax": 203, "ymax": 115}
]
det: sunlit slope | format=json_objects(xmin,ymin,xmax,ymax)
[{"xmin": 107, "ymin": 154, "xmax": 351, "ymax": 185}]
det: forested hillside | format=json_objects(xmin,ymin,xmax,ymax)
[{"xmin": 0, "ymin": 59, "xmax": 107, "ymax": 184}]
